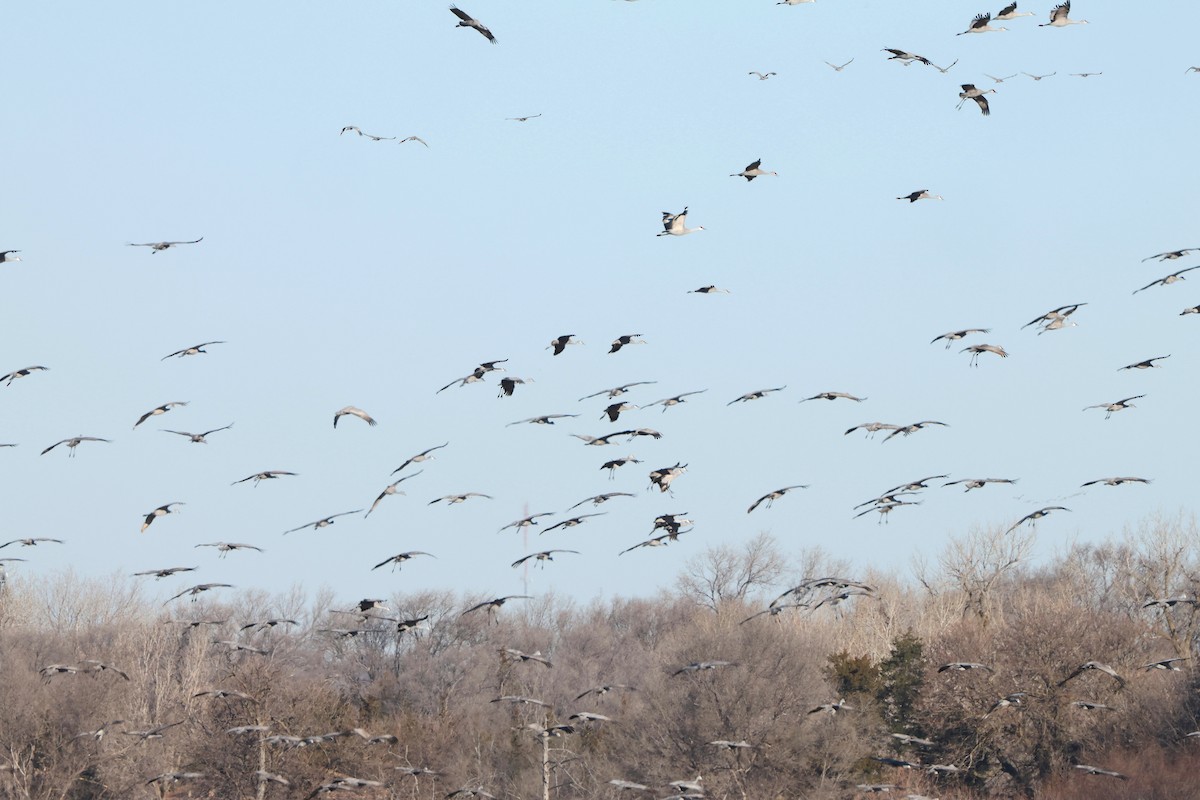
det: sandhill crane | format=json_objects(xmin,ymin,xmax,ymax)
[
  {"xmin": 886, "ymin": 475, "xmax": 948, "ymax": 494},
  {"xmin": 932, "ymin": 328, "xmax": 990, "ymax": 348},
  {"xmin": 239, "ymin": 619, "xmax": 296, "ymax": 635},
  {"xmin": 162, "ymin": 423, "xmax": 233, "ymax": 443},
  {"xmin": 393, "ymin": 443, "xmax": 448, "ymax": 474},
  {"xmin": 748, "ymin": 71, "xmax": 777, "ymax": 80},
  {"xmin": 855, "ymin": 500, "xmax": 921, "ymax": 523},
  {"xmin": 567, "ymin": 491, "xmax": 635, "ymax": 509},
  {"xmin": 898, "ymin": 189, "xmax": 943, "ymax": 202},
  {"xmin": 499, "ymin": 377, "xmax": 532, "ymax": 396},
  {"xmin": 621, "ymin": 531, "xmax": 686, "ymax": 555},
  {"xmin": 334, "ymin": 406, "xmax": 376, "ymax": 427},
  {"xmin": 508, "ymin": 413, "xmax": 579, "ymax": 426},
  {"xmin": 450, "ymin": 6, "xmax": 496, "ymax": 43},
  {"xmin": 372, "ymin": 551, "xmax": 434, "ymax": 571},
  {"xmin": 133, "ymin": 401, "xmax": 187, "ymax": 429},
  {"xmin": 609, "ymin": 334, "xmax": 646, "ymax": 353},
  {"xmin": 41, "ymin": 436, "xmax": 111, "ymax": 457},
  {"xmin": 731, "ymin": 159, "xmax": 777, "ymax": 181},
  {"xmin": 506, "ymin": 114, "xmax": 541, "ymax": 122},
  {"xmin": 601, "ymin": 455, "xmax": 641, "ymax": 478},
  {"xmin": 1081, "ymin": 476, "xmax": 1151, "ymax": 487},
  {"xmin": 429, "ymin": 492, "xmax": 492, "ymax": 506},
  {"xmin": 1, "ymin": 365, "xmax": 48, "ymax": 386},
  {"xmin": 882, "ymin": 420, "xmax": 948, "ymax": 442},
  {"xmin": 1120, "ymin": 355, "xmax": 1169, "ymax": 370},
  {"xmin": 572, "ymin": 432, "xmax": 626, "ymax": 446},
  {"xmin": 673, "ymin": 661, "xmax": 736, "ymax": 677},
  {"xmin": 601, "ymin": 402, "xmax": 638, "ymax": 422},
  {"xmin": 959, "ymin": 13, "xmax": 1008, "ymax": 34},
  {"xmin": 501, "ymin": 648, "xmax": 554, "ymax": 667},
  {"xmin": 958, "ymin": 84, "xmax": 995, "ymax": 115},
  {"xmin": 542, "ymin": 513, "xmax": 606, "ymax": 534},
  {"xmin": 1024, "ymin": 302, "xmax": 1086, "ymax": 332},
  {"xmin": 1142, "ymin": 657, "xmax": 1189, "ymax": 671},
  {"xmin": 747, "ymin": 485, "xmax": 809, "ymax": 513},
  {"xmin": 1182, "ymin": 305, "xmax": 1200, "ymax": 315},
  {"xmin": 73, "ymin": 720, "xmax": 126, "ymax": 742},
  {"xmin": 365, "ymin": 470, "xmax": 422, "ymax": 517},
  {"xmin": 194, "ymin": 688, "xmax": 256, "ymax": 702},
  {"xmin": 938, "ymin": 662, "xmax": 993, "ymax": 673},
  {"xmin": 232, "ymin": 470, "xmax": 297, "ymax": 486},
  {"xmin": 778, "ymin": 0, "xmax": 815, "ymax": 4},
  {"xmin": 799, "ymin": 391, "xmax": 866, "ymax": 403},
  {"xmin": 825, "ymin": 59, "xmax": 854, "ymax": 71},
  {"xmin": 873, "ymin": 757, "xmax": 919, "ymax": 770},
  {"xmin": 548, "ymin": 334, "xmax": 583, "ymax": 355},
  {"xmin": 1142, "ymin": 594, "xmax": 1197, "ymax": 609},
  {"xmin": 1023, "ymin": 71, "xmax": 1056, "ymax": 80},
  {"xmin": 499, "ymin": 512, "xmax": 555, "ymax": 532},
  {"xmin": 983, "ymin": 691, "xmax": 1027, "ymax": 717},
  {"xmin": 1083, "ymin": 395, "xmax": 1143, "ymax": 419},
  {"xmin": 856, "ymin": 490, "xmax": 920, "ymax": 509},
  {"xmin": 1144, "ymin": 248, "xmax": 1199, "ymax": 261},
  {"xmin": 462, "ymin": 595, "xmax": 532, "ymax": 620},
  {"xmin": 127, "ymin": 237, "xmax": 203, "ymax": 252},
  {"xmin": 882, "ymin": 735, "xmax": 933, "ymax": 752},
  {"xmin": 438, "ymin": 372, "xmax": 485, "ymax": 392},
  {"xmin": 1188, "ymin": 67, "xmax": 1200, "ymax": 74},
  {"xmin": 962, "ymin": 343, "xmax": 1007, "ymax": 365},
  {"xmin": 580, "ymin": 381, "xmax": 656, "ymax": 401},
  {"xmin": 399, "ymin": 135, "xmax": 429, "ymax": 147},
  {"xmin": 122, "ymin": 721, "xmax": 184, "ymax": 742},
  {"xmin": 1006, "ymin": 506, "xmax": 1069, "ymax": 532},
  {"xmin": 284, "ymin": 510, "xmax": 362, "ymax": 534},
  {"xmin": 995, "ymin": 2, "xmax": 1035, "ymax": 20},
  {"xmin": 0, "ymin": 537, "xmax": 63, "ymax": 548},
  {"xmin": 647, "ymin": 389, "xmax": 707, "ymax": 411},
  {"xmin": 1040, "ymin": 1, "xmax": 1087, "ymax": 27},
  {"xmin": 1071, "ymin": 72, "xmax": 1101, "ymax": 77},
  {"xmin": 883, "ymin": 48, "xmax": 931, "ymax": 66},
  {"xmin": 984, "ymin": 73, "xmax": 1018, "ymax": 82},
  {"xmin": 649, "ymin": 462, "xmax": 687, "ymax": 493},
  {"xmin": 658, "ymin": 207, "xmax": 704, "ymax": 236},
  {"xmin": 133, "ymin": 565, "xmax": 197, "ymax": 578},
  {"xmin": 728, "ymin": 386, "xmax": 786, "ymax": 405},
  {"xmin": 340, "ymin": 126, "xmax": 395, "ymax": 140},
  {"xmin": 1073, "ymin": 765, "xmax": 1127, "ymax": 780},
  {"xmin": 1134, "ymin": 266, "xmax": 1200, "ymax": 293},
  {"xmin": 0, "ymin": 250, "xmax": 21, "ymax": 263},
  {"xmin": 944, "ymin": 477, "xmax": 1017, "ymax": 491},
  {"xmin": 576, "ymin": 684, "xmax": 636, "ymax": 700},
  {"xmin": 255, "ymin": 771, "xmax": 290, "ymax": 786},
  {"xmin": 809, "ymin": 698, "xmax": 852, "ymax": 715},
  {"xmin": 512, "ymin": 550, "xmax": 579, "ymax": 568},
  {"xmin": 161, "ymin": 341, "xmax": 224, "ymax": 359},
  {"xmin": 608, "ymin": 780, "xmax": 651, "ymax": 792},
  {"xmin": 141, "ymin": 502, "xmax": 184, "ymax": 532},
  {"xmin": 688, "ymin": 285, "xmax": 731, "ymax": 294},
  {"xmin": 166, "ymin": 583, "xmax": 233, "ymax": 604},
  {"xmin": 931, "ymin": 59, "xmax": 960, "ymax": 74},
  {"xmin": 845, "ymin": 422, "xmax": 901, "ymax": 438}
]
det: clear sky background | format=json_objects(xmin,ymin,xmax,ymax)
[{"xmin": 2, "ymin": 1, "xmax": 1198, "ymax": 608}]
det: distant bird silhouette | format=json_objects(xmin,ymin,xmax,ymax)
[
  {"xmin": 393, "ymin": 443, "xmax": 448, "ymax": 474},
  {"xmin": 128, "ymin": 238, "xmax": 203, "ymax": 253},
  {"xmin": 658, "ymin": 207, "xmax": 704, "ymax": 237},
  {"xmin": 161, "ymin": 341, "xmax": 224, "ymax": 359},
  {"xmin": 334, "ymin": 406, "xmax": 377, "ymax": 427},
  {"xmin": 450, "ymin": 5, "xmax": 496, "ymax": 43}
]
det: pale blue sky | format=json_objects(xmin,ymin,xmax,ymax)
[{"xmin": 3, "ymin": 1, "xmax": 1198, "ymax": 606}]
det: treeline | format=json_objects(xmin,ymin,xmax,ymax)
[{"xmin": 1, "ymin": 518, "xmax": 1198, "ymax": 799}]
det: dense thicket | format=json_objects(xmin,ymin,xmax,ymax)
[{"xmin": 1, "ymin": 518, "xmax": 1198, "ymax": 800}]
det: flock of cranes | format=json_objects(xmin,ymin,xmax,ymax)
[{"xmin": 4, "ymin": 0, "xmax": 1200, "ymax": 796}]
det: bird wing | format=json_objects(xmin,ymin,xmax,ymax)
[
  {"xmin": 997, "ymin": 1, "xmax": 1017, "ymax": 15},
  {"xmin": 971, "ymin": 13, "xmax": 990, "ymax": 28},
  {"xmin": 449, "ymin": 6, "xmax": 472, "ymax": 22}
]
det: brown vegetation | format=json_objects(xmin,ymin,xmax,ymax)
[{"xmin": 1, "ymin": 521, "xmax": 1199, "ymax": 799}]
